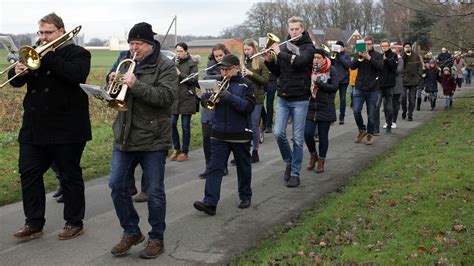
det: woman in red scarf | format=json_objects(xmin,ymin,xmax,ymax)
[{"xmin": 304, "ymin": 49, "xmax": 339, "ymax": 173}]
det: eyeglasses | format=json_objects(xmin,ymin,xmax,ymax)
[
  {"xmin": 37, "ymin": 29, "xmax": 58, "ymax": 36},
  {"xmin": 221, "ymin": 67, "xmax": 235, "ymax": 71},
  {"xmin": 365, "ymin": 42, "xmax": 373, "ymax": 45}
]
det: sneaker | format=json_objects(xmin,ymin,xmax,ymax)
[
  {"xmin": 408, "ymin": 115, "xmax": 413, "ymax": 121},
  {"xmin": 134, "ymin": 192, "xmax": 148, "ymax": 202},
  {"xmin": 392, "ymin": 122, "xmax": 397, "ymax": 129},
  {"xmin": 286, "ymin": 176, "xmax": 300, "ymax": 187},
  {"xmin": 283, "ymin": 165, "xmax": 291, "ymax": 182},
  {"xmin": 52, "ymin": 185, "xmax": 62, "ymax": 198},
  {"xmin": 366, "ymin": 134, "xmax": 374, "ymax": 145},
  {"xmin": 169, "ymin": 149, "xmax": 180, "ymax": 161},
  {"xmin": 139, "ymin": 240, "xmax": 165, "ymax": 259},
  {"xmin": 193, "ymin": 201, "xmax": 216, "ymax": 216},
  {"xmin": 111, "ymin": 232, "xmax": 145, "ymax": 256},
  {"xmin": 355, "ymin": 129, "xmax": 367, "ymax": 143},
  {"xmin": 13, "ymin": 224, "xmax": 43, "ymax": 240},
  {"xmin": 385, "ymin": 127, "xmax": 392, "ymax": 134},
  {"xmin": 177, "ymin": 153, "xmax": 189, "ymax": 162},
  {"xmin": 56, "ymin": 195, "xmax": 64, "ymax": 203},
  {"xmin": 382, "ymin": 122, "xmax": 388, "ymax": 129},
  {"xmin": 339, "ymin": 119, "xmax": 344, "ymax": 125},
  {"xmin": 58, "ymin": 224, "xmax": 84, "ymax": 240}
]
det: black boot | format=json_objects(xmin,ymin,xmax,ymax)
[
  {"xmin": 283, "ymin": 165, "xmax": 291, "ymax": 182},
  {"xmin": 416, "ymin": 97, "xmax": 422, "ymax": 111},
  {"xmin": 251, "ymin": 150, "xmax": 259, "ymax": 163}
]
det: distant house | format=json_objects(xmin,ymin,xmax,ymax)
[
  {"xmin": 309, "ymin": 27, "xmax": 362, "ymax": 52},
  {"xmin": 186, "ymin": 38, "xmax": 243, "ymax": 54}
]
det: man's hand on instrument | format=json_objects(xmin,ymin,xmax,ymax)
[
  {"xmin": 363, "ymin": 51, "xmax": 371, "ymax": 60},
  {"xmin": 15, "ymin": 63, "xmax": 28, "ymax": 76},
  {"xmin": 108, "ymin": 72, "xmax": 117, "ymax": 83},
  {"xmin": 218, "ymin": 90, "xmax": 231, "ymax": 101},
  {"xmin": 271, "ymin": 43, "xmax": 280, "ymax": 55},
  {"xmin": 262, "ymin": 51, "xmax": 273, "ymax": 62},
  {"xmin": 122, "ymin": 72, "xmax": 137, "ymax": 88}
]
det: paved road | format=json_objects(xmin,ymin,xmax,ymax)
[{"xmin": 0, "ymin": 86, "xmax": 471, "ymax": 265}]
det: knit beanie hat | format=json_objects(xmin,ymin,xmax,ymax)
[
  {"xmin": 314, "ymin": 48, "xmax": 327, "ymax": 58},
  {"xmin": 128, "ymin": 22, "xmax": 156, "ymax": 45}
]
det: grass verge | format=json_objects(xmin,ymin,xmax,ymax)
[{"xmin": 231, "ymin": 93, "xmax": 474, "ymax": 265}]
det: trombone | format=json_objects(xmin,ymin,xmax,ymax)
[
  {"xmin": 250, "ymin": 33, "xmax": 302, "ymax": 59},
  {"xmin": 204, "ymin": 77, "xmax": 229, "ymax": 110},
  {"xmin": 0, "ymin": 25, "xmax": 82, "ymax": 88}
]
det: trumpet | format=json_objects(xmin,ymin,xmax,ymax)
[
  {"xmin": 250, "ymin": 33, "xmax": 302, "ymax": 59},
  {"xmin": 0, "ymin": 25, "xmax": 82, "ymax": 88},
  {"xmin": 358, "ymin": 53, "xmax": 365, "ymax": 62},
  {"xmin": 330, "ymin": 51, "xmax": 338, "ymax": 59},
  {"xmin": 180, "ymin": 62, "xmax": 221, "ymax": 84},
  {"xmin": 204, "ymin": 77, "xmax": 229, "ymax": 110},
  {"xmin": 106, "ymin": 52, "xmax": 137, "ymax": 111}
]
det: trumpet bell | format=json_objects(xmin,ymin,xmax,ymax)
[
  {"xmin": 108, "ymin": 99, "xmax": 128, "ymax": 112},
  {"xmin": 19, "ymin": 46, "xmax": 41, "ymax": 70},
  {"xmin": 204, "ymin": 100, "xmax": 216, "ymax": 110}
]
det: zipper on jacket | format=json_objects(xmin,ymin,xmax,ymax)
[{"xmin": 119, "ymin": 114, "xmax": 127, "ymax": 145}]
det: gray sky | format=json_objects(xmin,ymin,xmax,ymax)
[{"xmin": 0, "ymin": 0, "xmax": 264, "ymax": 41}]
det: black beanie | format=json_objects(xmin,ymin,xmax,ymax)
[
  {"xmin": 336, "ymin": 41, "xmax": 345, "ymax": 47},
  {"xmin": 403, "ymin": 42, "xmax": 412, "ymax": 48},
  {"xmin": 128, "ymin": 22, "xmax": 156, "ymax": 45},
  {"xmin": 314, "ymin": 48, "xmax": 326, "ymax": 58}
]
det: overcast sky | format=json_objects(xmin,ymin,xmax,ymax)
[{"xmin": 0, "ymin": 0, "xmax": 265, "ymax": 41}]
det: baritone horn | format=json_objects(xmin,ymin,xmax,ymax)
[
  {"xmin": 0, "ymin": 25, "xmax": 82, "ymax": 88},
  {"xmin": 106, "ymin": 52, "xmax": 137, "ymax": 111},
  {"xmin": 204, "ymin": 77, "xmax": 229, "ymax": 110}
]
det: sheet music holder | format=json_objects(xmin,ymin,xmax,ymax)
[
  {"xmin": 79, "ymin": 83, "xmax": 112, "ymax": 101},
  {"xmin": 286, "ymin": 42, "xmax": 300, "ymax": 56},
  {"xmin": 197, "ymin": 80, "xmax": 219, "ymax": 94}
]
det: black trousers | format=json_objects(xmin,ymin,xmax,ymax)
[
  {"xmin": 19, "ymin": 142, "xmax": 86, "ymax": 229},
  {"xmin": 201, "ymin": 122, "xmax": 212, "ymax": 165},
  {"xmin": 401, "ymin": 86, "xmax": 417, "ymax": 116},
  {"xmin": 392, "ymin": 93, "xmax": 401, "ymax": 123}
]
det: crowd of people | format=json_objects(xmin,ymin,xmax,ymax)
[{"xmin": 6, "ymin": 12, "xmax": 472, "ymax": 260}]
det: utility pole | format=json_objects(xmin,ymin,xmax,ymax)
[{"xmin": 162, "ymin": 15, "xmax": 177, "ymax": 48}]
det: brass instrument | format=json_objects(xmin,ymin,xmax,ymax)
[
  {"xmin": 250, "ymin": 33, "xmax": 302, "ymax": 59},
  {"xmin": 204, "ymin": 77, "xmax": 229, "ymax": 110},
  {"xmin": 321, "ymin": 44, "xmax": 331, "ymax": 54},
  {"xmin": 180, "ymin": 62, "xmax": 220, "ymax": 84},
  {"xmin": 0, "ymin": 25, "xmax": 82, "ymax": 88},
  {"xmin": 406, "ymin": 51, "xmax": 412, "ymax": 56},
  {"xmin": 106, "ymin": 52, "xmax": 137, "ymax": 111},
  {"xmin": 330, "ymin": 51, "xmax": 338, "ymax": 60},
  {"xmin": 358, "ymin": 53, "xmax": 365, "ymax": 62}
]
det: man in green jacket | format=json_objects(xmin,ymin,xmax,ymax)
[{"xmin": 106, "ymin": 22, "xmax": 177, "ymax": 259}]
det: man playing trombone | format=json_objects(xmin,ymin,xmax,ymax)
[{"xmin": 8, "ymin": 13, "xmax": 92, "ymax": 241}]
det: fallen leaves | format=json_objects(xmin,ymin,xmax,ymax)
[{"xmin": 452, "ymin": 224, "xmax": 466, "ymax": 232}]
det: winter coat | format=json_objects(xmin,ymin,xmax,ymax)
[
  {"xmin": 453, "ymin": 58, "xmax": 466, "ymax": 79},
  {"xmin": 306, "ymin": 66, "xmax": 339, "ymax": 123},
  {"xmin": 393, "ymin": 55, "xmax": 404, "ymax": 95},
  {"xmin": 424, "ymin": 68, "xmax": 440, "ymax": 92},
  {"xmin": 350, "ymin": 49, "xmax": 383, "ymax": 91},
  {"xmin": 402, "ymin": 52, "xmax": 423, "ymax": 87},
  {"xmin": 8, "ymin": 41, "xmax": 92, "ymax": 144},
  {"xmin": 331, "ymin": 51, "xmax": 351, "ymax": 84},
  {"xmin": 465, "ymin": 55, "xmax": 474, "ymax": 70},
  {"xmin": 172, "ymin": 55, "xmax": 198, "ymax": 114},
  {"xmin": 109, "ymin": 42, "xmax": 177, "ymax": 151},
  {"xmin": 437, "ymin": 52, "xmax": 453, "ymax": 68},
  {"xmin": 201, "ymin": 73, "xmax": 256, "ymax": 141},
  {"xmin": 243, "ymin": 58, "xmax": 269, "ymax": 104},
  {"xmin": 438, "ymin": 74, "xmax": 456, "ymax": 96},
  {"xmin": 379, "ymin": 49, "xmax": 398, "ymax": 89},
  {"xmin": 265, "ymin": 31, "xmax": 316, "ymax": 101}
]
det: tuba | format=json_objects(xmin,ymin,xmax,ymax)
[
  {"xmin": 106, "ymin": 52, "xmax": 137, "ymax": 111},
  {"xmin": 204, "ymin": 77, "xmax": 229, "ymax": 110},
  {"xmin": 0, "ymin": 25, "xmax": 82, "ymax": 88}
]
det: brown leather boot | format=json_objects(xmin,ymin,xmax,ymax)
[
  {"xmin": 111, "ymin": 232, "xmax": 145, "ymax": 256},
  {"xmin": 307, "ymin": 153, "xmax": 318, "ymax": 170},
  {"xmin": 13, "ymin": 224, "xmax": 43, "ymax": 240},
  {"xmin": 355, "ymin": 129, "xmax": 368, "ymax": 143},
  {"xmin": 139, "ymin": 239, "xmax": 165, "ymax": 259},
  {"xmin": 316, "ymin": 159, "xmax": 325, "ymax": 174},
  {"xmin": 169, "ymin": 150, "xmax": 180, "ymax": 161}
]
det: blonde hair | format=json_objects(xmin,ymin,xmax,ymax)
[
  {"xmin": 241, "ymin": 39, "xmax": 260, "ymax": 70},
  {"xmin": 287, "ymin": 16, "xmax": 304, "ymax": 28}
]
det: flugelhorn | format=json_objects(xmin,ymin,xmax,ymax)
[
  {"xmin": 106, "ymin": 52, "xmax": 137, "ymax": 111},
  {"xmin": 204, "ymin": 77, "xmax": 229, "ymax": 110},
  {"xmin": 0, "ymin": 25, "xmax": 82, "ymax": 88},
  {"xmin": 250, "ymin": 33, "xmax": 302, "ymax": 59}
]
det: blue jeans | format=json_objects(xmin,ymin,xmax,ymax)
[
  {"xmin": 428, "ymin": 92, "xmax": 437, "ymax": 109},
  {"xmin": 251, "ymin": 104, "xmax": 263, "ymax": 150},
  {"xmin": 171, "ymin": 114, "xmax": 191, "ymax": 154},
  {"xmin": 353, "ymin": 89, "xmax": 378, "ymax": 134},
  {"xmin": 338, "ymin": 83, "xmax": 348, "ymax": 119},
  {"xmin": 109, "ymin": 149, "xmax": 167, "ymax": 240},
  {"xmin": 465, "ymin": 69, "xmax": 471, "ymax": 84},
  {"xmin": 304, "ymin": 120, "xmax": 330, "ymax": 159},
  {"xmin": 204, "ymin": 139, "xmax": 252, "ymax": 207},
  {"xmin": 445, "ymin": 95, "xmax": 453, "ymax": 107},
  {"xmin": 274, "ymin": 97, "xmax": 309, "ymax": 177},
  {"xmin": 265, "ymin": 81, "xmax": 277, "ymax": 130},
  {"xmin": 349, "ymin": 85, "xmax": 355, "ymax": 108}
]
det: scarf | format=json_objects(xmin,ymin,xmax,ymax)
[{"xmin": 310, "ymin": 57, "xmax": 331, "ymax": 98}]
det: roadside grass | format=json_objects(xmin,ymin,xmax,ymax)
[{"xmin": 231, "ymin": 93, "xmax": 474, "ymax": 265}]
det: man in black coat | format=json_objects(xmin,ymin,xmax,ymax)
[
  {"xmin": 374, "ymin": 39, "xmax": 398, "ymax": 134},
  {"xmin": 350, "ymin": 36, "xmax": 383, "ymax": 145},
  {"xmin": 263, "ymin": 16, "xmax": 315, "ymax": 188},
  {"xmin": 8, "ymin": 13, "xmax": 91, "ymax": 241},
  {"xmin": 331, "ymin": 41, "xmax": 351, "ymax": 124}
]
